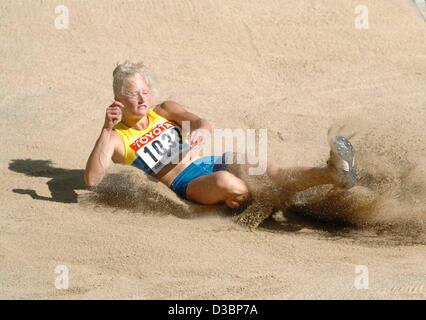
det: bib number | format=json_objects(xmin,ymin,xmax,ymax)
[{"xmin": 130, "ymin": 121, "xmax": 189, "ymax": 173}]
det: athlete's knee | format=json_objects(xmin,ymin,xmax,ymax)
[
  {"xmin": 212, "ymin": 172, "xmax": 250, "ymax": 208},
  {"xmin": 214, "ymin": 171, "xmax": 249, "ymax": 195}
]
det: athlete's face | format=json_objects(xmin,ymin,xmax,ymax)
[{"xmin": 117, "ymin": 74, "xmax": 153, "ymax": 118}]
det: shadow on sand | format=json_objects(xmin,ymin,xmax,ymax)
[
  {"xmin": 7, "ymin": 158, "xmax": 220, "ymax": 219},
  {"xmin": 9, "ymin": 159, "xmax": 87, "ymax": 203}
]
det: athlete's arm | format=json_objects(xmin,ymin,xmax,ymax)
[
  {"xmin": 84, "ymin": 102, "xmax": 122, "ymax": 187},
  {"xmin": 155, "ymin": 100, "xmax": 212, "ymax": 147}
]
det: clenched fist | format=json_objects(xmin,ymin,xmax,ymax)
[{"xmin": 103, "ymin": 101, "xmax": 123, "ymax": 130}]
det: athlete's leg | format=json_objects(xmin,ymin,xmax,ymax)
[
  {"xmin": 228, "ymin": 135, "xmax": 356, "ymax": 197},
  {"xmin": 266, "ymin": 135, "xmax": 356, "ymax": 195},
  {"xmin": 226, "ymin": 136, "xmax": 357, "ymax": 229},
  {"xmin": 226, "ymin": 155, "xmax": 336, "ymax": 198},
  {"xmin": 266, "ymin": 164, "xmax": 335, "ymax": 195},
  {"xmin": 186, "ymin": 171, "xmax": 251, "ymax": 208}
]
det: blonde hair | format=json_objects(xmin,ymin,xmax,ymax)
[{"xmin": 112, "ymin": 61, "xmax": 159, "ymax": 100}]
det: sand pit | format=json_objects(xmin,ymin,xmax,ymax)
[{"xmin": 1, "ymin": 0, "xmax": 425, "ymax": 299}]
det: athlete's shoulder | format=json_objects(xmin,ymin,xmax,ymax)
[{"xmin": 154, "ymin": 100, "xmax": 187, "ymax": 118}]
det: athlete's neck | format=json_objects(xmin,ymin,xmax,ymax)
[{"xmin": 121, "ymin": 114, "xmax": 149, "ymax": 131}]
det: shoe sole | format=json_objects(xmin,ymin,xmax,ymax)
[{"xmin": 329, "ymin": 135, "xmax": 356, "ymax": 188}]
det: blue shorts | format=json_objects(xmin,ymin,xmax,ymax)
[{"xmin": 170, "ymin": 152, "xmax": 232, "ymax": 200}]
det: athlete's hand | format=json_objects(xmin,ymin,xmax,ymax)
[
  {"xmin": 189, "ymin": 128, "xmax": 210, "ymax": 149},
  {"xmin": 103, "ymin": 101, "xmax": 123, "ymax": 130}
]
